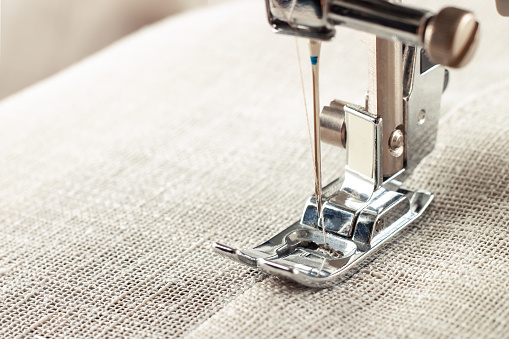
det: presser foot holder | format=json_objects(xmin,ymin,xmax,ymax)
[{"xmin": 213, "ymin": 187, "xmax": 433, "ymax": 288}]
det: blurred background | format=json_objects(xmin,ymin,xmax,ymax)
[
  {"xmin": 0, "ymin": 0, "xmax": 231, "ymax": 100},
  {"xmin": 1, "ymin": 0, "xmax": 506, "ymax": 102}
]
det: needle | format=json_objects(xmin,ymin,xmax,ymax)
[
  {"xmin": 309, "ymin": 40, "xmax": 326, "ymax": 248},
  {"xmin": 270, "ymin": 0, "xmax": 326, "ymax": 247}
]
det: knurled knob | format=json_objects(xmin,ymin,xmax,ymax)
[{"xmin": 424, "ymin": 7, "xmax": 480, "ymax": 68}]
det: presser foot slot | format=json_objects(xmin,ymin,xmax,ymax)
[{"xmin": 213, "ymin": 188, "xmax": 433, "ymax": 288}]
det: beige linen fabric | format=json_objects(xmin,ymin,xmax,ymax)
[
  {"xmin": 188, "ymin": 80, "xmax": 509, "ymax": 338},
  {"xmin": 0, "ymin": 1, "xmax": 507, "ymax": 338}
]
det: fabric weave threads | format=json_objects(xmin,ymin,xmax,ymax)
[
  {"xmin": 187, "ymin": 80, "xmax": 509, "ymax": 339},
  {"xmin": 0, "ymin": 0, "xmax": 508, "ymax": 337}
]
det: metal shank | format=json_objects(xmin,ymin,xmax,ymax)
[
  {"xmin": 329, "ymin": 0, "xmax": 430, "ymax": 44},
  {"xmin": 266, "ymin": 0, "xmax": 430, "ymax": 43}
]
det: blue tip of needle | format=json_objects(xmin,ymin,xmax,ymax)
[{"xmin": 310, "ymin": 56, "xmax": 318, "ymax": 65}]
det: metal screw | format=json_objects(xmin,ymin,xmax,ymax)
[
  {"xmin": 375, "ymin": 219, "xmax": 384, "ymax": 232},
  {"xmin": 389, "ymin": 129, "xmax": 404, "ymax": 157},
  {"xmin": 418, "ymin": 109, "xmax": 426, "ymax": 125}
]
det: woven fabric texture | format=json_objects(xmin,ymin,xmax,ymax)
[
  {"xmin": 0, "ymin": 0, "xmax": 507, "ymax": 338},
  {"xmin": 188, "ymin": 80, "xmax": 509, "ymax": 339}
]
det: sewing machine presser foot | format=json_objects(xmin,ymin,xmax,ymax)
[
  {"xmin": 213, "ymin": 0, "xmax": 480, "ymax": 288},
  {"xmin": 214, "ymin": 180, "xmax": 433, "ymax": 288}
]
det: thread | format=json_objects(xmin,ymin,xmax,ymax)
[{"xmin": 271, "ymin": 0, "xmax": 327, "ymax": 248}]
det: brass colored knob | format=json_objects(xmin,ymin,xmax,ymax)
[{"xmin": 424, "ymin": 7, "xmax": 480, "ymax": 68}]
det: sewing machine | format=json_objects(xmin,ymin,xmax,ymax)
[{"xmin": 212, "ymin": 0, "xmax": 496, "ymax": 288}]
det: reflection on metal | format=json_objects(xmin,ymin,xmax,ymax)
[
  {"xmin": 213, "ymin": 0, "xmax": 480, "ymax": 287},
  {"xmin": 320, "ymin": 101, "xmax": 346, "ymax": 148},
  {"xmin": 214, "ymin": 188, "xmax": 432, "ymax": 288},
  {"xmin": 265, "ymin": 0, "xmax": 480, "ymax": 68},
  {"xmin": 402, "ymin": 45, "xmax": 443, "ymax": 177}
]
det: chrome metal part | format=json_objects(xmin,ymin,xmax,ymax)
[
  {"xmin": 266, "ymin": 0, "xmax": 479, "ymax": 67},
  {"xmin": 213, "ymin": 187, "xmax": 433, "ymax": 288},
  {"xmin": 306, "ymin": 105, "xmax": 382, "ymax": 237},
  {"xmin": 328, "ymin": 0, "xmax": 430, "ymax": 44},
  {"xmin": 367, "ymin": 35, "xmax": 405, "ymax": 177},
  {"xmin": 320, "ymin": 100, "xmax": 346, "ymax": 148},
  {"xmin": 389, "ymin": 129, "xmax": 404, "ymax": 157},
  {"xmin": 265, "ymin": 0, "xmax": 335, "ymax": 40},
  {"xmin": 402, "ymin": 46, "xmax": 444, "ymax": 176},
  {"xmin": 344, "ymin": 105, "xmax": 382, "ymax": 185},
  {"xmin": 214, "ymin": 0, "xmax": 479, "ymax": 287},
  {"xmin": 214, "ymin": 105, "xmax": 435, "ymax": 287}
]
